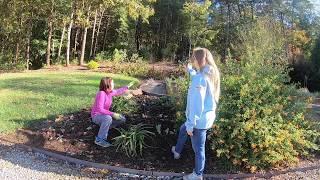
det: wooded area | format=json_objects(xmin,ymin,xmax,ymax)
[{"xmin": 0, "ymin": 0, "xmax": 319, "ymax": 90}]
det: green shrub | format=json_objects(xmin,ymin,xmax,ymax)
[
  {"xmin": 0, "ymin": 53, "xmax": 25, "ymax": 72},
  {"xmin": 112, "ymin": 96, "xmax": 139, "ymax": 114},
  {"xmin": 129, "ymin": 53, "xmax": 144, "ymax": 63},
  {"xmin": 166, "ymin": 75, "xmax": 189, "ymax": 127},
  {"xmin": 113, "ymin": 124, "xmax": 155, "ymax": 157},
  {"xmin": 95, "ymin": 51, "xmax": 112, "ymax": 61},
  {"xmin": 112, "ymin": 62, "xmax": 149, "ymax": 78},
  {"xmin": 113, "ymin": 49, "xmax": 127, "ymax": 62},
  {"xmin": 87, "ymin": 60, "xmax": 99, "ymax": 70},
  {"xmin": 210, "ymin": 18, "xmax": 319, "ymax": 172}
]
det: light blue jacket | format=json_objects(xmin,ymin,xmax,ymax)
[{"xmin": 185, "ymin": 65, "xmax": 217, "ymax": 132}]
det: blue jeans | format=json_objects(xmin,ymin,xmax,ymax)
[
  {"xmin": 175, "ymin": 124, "xmax": 207, "ymax": 176},
  {"xmin": 92, "ymin": 114, "xmax": 125, "ymax": 140}
]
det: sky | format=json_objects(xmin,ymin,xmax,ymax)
[{"xmin": 312, "ymin": 0, "xmax": 320, "ymax": 14}]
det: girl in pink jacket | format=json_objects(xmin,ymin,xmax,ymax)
[{"xmin": 91, "ymin": 77, "xmax": 133, "ymax": 147}]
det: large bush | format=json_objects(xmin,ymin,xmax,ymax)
[{"xmin": 210, "ymin": 19, "xmax": 319, "ymax": 172}]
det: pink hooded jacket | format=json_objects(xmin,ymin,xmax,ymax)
[{"xmin": 91, "ymin": 86, "xmax": 128, "ymax": 118}]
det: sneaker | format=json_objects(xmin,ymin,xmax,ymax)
[
  {"xmin": 94, "ymin": 137, "xmax": 112, "ymax": 148},
  {"xmin": 171, "ymin": 146, "xmax": 181, "ymax": 159},
  {"xmin": 183, "ymin": 172, "xmax": 203, "ymax": 180}
]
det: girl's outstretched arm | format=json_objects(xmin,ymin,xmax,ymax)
[{"xmin": 110, "ymin": 86, "xmax": 129, "ymax": 96}]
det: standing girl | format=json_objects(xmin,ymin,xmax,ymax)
[
  {"xmin": 171, "ymin": 48, "xmax": 220, "ymax": 180},
  {"xmin": 91, "ymin": 77, "xmax": 133, "ymax": 147}
]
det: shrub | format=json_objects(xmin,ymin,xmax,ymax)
[
  {"xmin": 128, "ymin": 53, "xmax": 144, "ymax": 63},
  {"xmin": 166, "ymin": 75, "xmax": 189, "ymax": 127},
  {"xmin": 113, "ymin": 124, "xmax": 155, "ymax": 157},
  {"xmin": 95, "ymin": 51, "xmax": 112, "ymax": 61},
  {"xmin": 87, "ymin": 60, "xmax": 99, "ymax": 70},
  {"xmin": 112, "ymin": 96, "xmax": 139, "ymax": 114},
  {"xmin": 113, "ymin": 49, "xmax": 127, "ymax": 62},
  {"xmin": 210, "ymin": 18, "xmax": 319, "ymax": 172},
  {"xmin": 112, "ymin": 62, "xmax": 149, "ymax": 78},
  {"xmin": 0, "ymin": 53, "xmax": 25, "ymax": 72}
]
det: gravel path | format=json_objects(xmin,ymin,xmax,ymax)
[
  {"xmin": 0, "ymin": 140, "xmax": 319, "ymax": 180},
  {"xmin": 0, "ymin": 141, "xmax": 167, "ymax": 180}
]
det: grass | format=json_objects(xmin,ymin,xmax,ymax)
[{"xmin": 0, "ymin": 71, "xmax": 139, "ymax": 133}]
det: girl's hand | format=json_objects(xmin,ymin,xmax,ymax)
[
  {"xmin": 187, "ymin": 130, "xmax": 193, "ymax": 136},
  {"xmin": 187, "ymin": 63, "xmax": 193, "ymax": 70},
  {"xmin": 112, "ymin": 113, "xmax": 126, "ymax": 121}
]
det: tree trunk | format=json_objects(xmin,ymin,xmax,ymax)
[
  {"xmin": 93, "ymin": 9, "xmax": 104, "ymax": 56},
  {"xmin": 135, "ymin": 18, "xmax": 142, "ymax": 53},
  {"xmin": 90, "ymin": 10, "xmax": 97, "ymax": 58},
  {"xmin": 74, "ymin": 28, "xmax": 79, "ymax": 57},
  {"xmin": 102, "ymin": 19, "xmax": 110, "ymax": 51},
  {"xmin": 80, "ymin": 27, "xmax": 88, "ymax": 65},
  {"xmin": 251, "ymin": 1, "xmax": 254, "ymax": 20},
  {"xmin": 52, "ymin": 37, "xmax": 55, "ymax": 59},
  {"xmin": 26, "ymin": 37, "xmax": 30, "ymax": 70},
  {"xmin": 80, "ymin": 6, "xmax": 90, "ymax": 66},
  {"xmin": 58, "ymin": 22, "xmax": 66, "ymax": 60},
  {"xmin": 66, "ymin": 12, "xmax": 73, "ymax": 67},
  {"xmin": 46, "ymin": 20, "xmax": 53, "ymax": 67},
  {"xmin": 15, "ymin": 42, "xmax": 20, "ymax": 64}
]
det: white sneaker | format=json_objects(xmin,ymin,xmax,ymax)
[
  {"xmin": 171, "ymin": 146, "xmax": 181, "ymax": 159},
  {"xmin": 183, "ymin": 172, "xmax": 203, "ymax": 180}
]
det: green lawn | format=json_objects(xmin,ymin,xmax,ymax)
[{"xmin": 0, "ymin": 71, "xmax": 139, "ymax": 133}]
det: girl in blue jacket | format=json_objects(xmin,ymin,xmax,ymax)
[{"xmin": 172, "ymin": 48, "xmax": 220, "ymax": 180}]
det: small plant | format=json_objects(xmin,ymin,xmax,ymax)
[
  {"xmin": 87, "ymin": 60, "xmax": 100, "ymax": 70},
  {"xmin": 112, "ymin": 96, "xmax": 139, "ymax": 114},
  {"xmin": 113, "ymin": 124, "xmax": 155, "ymax": 157}
]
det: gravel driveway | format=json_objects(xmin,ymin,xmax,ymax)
[{"xmin": 0, "ymin": 140, "xmax": 319, "ymax": 180}]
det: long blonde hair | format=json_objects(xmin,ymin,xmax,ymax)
[{"xmin": 192, "ymin": 47, "xmax": 220, "ymax": 103}]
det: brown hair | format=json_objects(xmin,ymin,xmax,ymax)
[{"xmin": 99, "ymin": 77, "xmax": 113, "ymax": 92}]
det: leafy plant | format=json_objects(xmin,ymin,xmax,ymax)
[
  {"xmin": 113, "ymin": 124, "xmax": 155, "ymax": 157},
  {"xmin": 112, "ymin": 96, "xmax": 139, "ymax": 114},
  {"xmin": 87, "ymin": 60, "xmax": 99, "ymax": 70}
]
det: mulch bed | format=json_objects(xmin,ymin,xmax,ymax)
[
  {"xmin": 2, "ymin": 95, "xmax": 236, "ymax": 174},
  {"xmin": 2, "ymin": 95, "xmax": 320, "ymax": 175}
]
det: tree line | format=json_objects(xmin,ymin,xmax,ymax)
[{"xmin": 0, "ymin": 0, "xmax": 319, "ymax": 89}]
